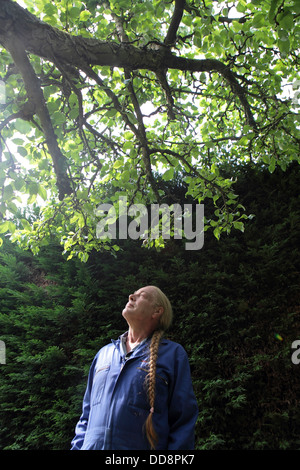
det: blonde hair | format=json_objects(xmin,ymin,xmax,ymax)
[{"xmin": 144, "ymin": 286, "xmax": 173, "ymax": 449}]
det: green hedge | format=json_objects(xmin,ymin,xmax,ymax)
[{"xmin": 0, "ymin": 164, "xmax": 299, "ymax": 450}]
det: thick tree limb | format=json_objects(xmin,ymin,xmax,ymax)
[
  {"xmin": 1, "ymin": 31, "xmax": 73, "ymax": 198},
  {"xmin": 0, "ymin": 0, "xmax": 256, "ymax": 129}
]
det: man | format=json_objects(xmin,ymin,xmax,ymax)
[{"xmin": 71, "ymin": 285, "xmax": 198, "ymax": 450}]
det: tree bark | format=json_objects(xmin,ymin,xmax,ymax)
[
  {"xmin": 0, "ymin": 0, "xmax": 166, "ymax": 70},
  {"xmin": 0, "ymin": 1, "xmax": 239, "ymax": 72},
  {"xmin": 0, "ymin": 0, "xmax": 255, "ymax": 129}
]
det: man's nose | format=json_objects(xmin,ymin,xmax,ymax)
[{"xmin": 129, "ymin": 293, "xmax": 135, "ymax": 301}]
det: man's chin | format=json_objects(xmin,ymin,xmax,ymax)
[{"xmin": 122, "ymin": 307, "xmax": 131, "ymax": 317}]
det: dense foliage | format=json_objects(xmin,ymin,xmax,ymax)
[
  {"xmin": 0, "ymin": 0, "xmax": 299, "ymax": 259},
  {"xmin": 0, "ymin": 164, "xmax": 299, "ymax": 450}
]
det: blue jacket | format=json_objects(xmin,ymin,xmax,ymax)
[{"xmin": 71, "ymin": 334, "xmax": 198, "ymax": 450}]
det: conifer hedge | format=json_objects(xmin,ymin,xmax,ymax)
[{"xmin": 0, "ymin": 164, "xmax": 299, "ymax": 450}]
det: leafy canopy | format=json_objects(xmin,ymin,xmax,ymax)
[{"xmin": 0, "ymin": 0, "xmax": 299, "ymax": 260}]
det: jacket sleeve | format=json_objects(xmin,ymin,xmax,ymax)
[
  {"xmin": 167, "ymin": 346, "xmax": 198, "ymax": 450},
  {"xmin": 70, "ymin": 354, "xmax": 98, "ymax": 450}
]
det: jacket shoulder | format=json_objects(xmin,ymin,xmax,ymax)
[
  {"xmin": 160, "ymin": 338, "xmax": 189, "ymax": 357},
  {"xmin": 97, "ymin": 341, "xmax": 116, "ymax": 358},
  {"xmin": 92, "ymin": 342, "xmax": 117, "ymax": 367}
]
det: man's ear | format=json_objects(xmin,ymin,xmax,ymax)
[{"xmin": 153, "ymin": 306, "xmax": 164, "ymax": 319}]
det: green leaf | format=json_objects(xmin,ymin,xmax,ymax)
[
  {"xmin": 278, "ymin": 37, "xmax": 290, "ymax": 56},
  {"xmin": 38, "ymin": 184, "xmax": 48, "ymax": 201},
  {"xmin": 278, "ymin": 9, "xmax": 294, "ymax": 30},
  {"xmin": 14, "ymin": 119, "xmax": 32, "ymax": 134},
  {"xmin": 127, "ymin": 113, "xmax": 138, "ymax": 124},
  {"xmin": 162, "ymin": 167, "xmax": 175, "ymax": 181},
  {"xmin": 269, "ymin": 157, "xmax": 276, "ymax": 173},
  {"xmin": 12, "ymin": 138, "xmax": 25, "ymax": 146},
  {"xmin": 233, "ymin": 221, "xmax": 245, "ymax": 232},
  {"xmin": 123, "ymin": 141, "xmax": 134, "ymax": 151},
  {"xmin": 7, "ymin": 221, "xmax": 16, "ymax": 233},
  {"xmin": 252, "ymin": 13, "xmax": 266, "ymax": 28},
  {"xmin": 17, "ymin": 146, "xmax": 28, "ymax": 158},
  {"xmin": 269, "ymin": 0, "xmax": 280, "ymax": 22},
  {"xmin": 3, "ymin": 184, "xmax": 13, "ymax": 200},
  {"xmin": 105, "ymin": 108, "xmax": 118, "ymax": 118},
  {"xmin": 213, "ymin": 227, "xmax": 221, "ymax": 240},
  {"xmin": 124, "ymin": 131, "xmax": 134, "ymax": 140},
  {"xmin": 44, "ymin": 2, "xmax": 57, "ymax": 16},
  {"xmin": 79, "ymin": 10, "xmax": 92, "ymax": 21},
  {"xmin": 68, "ymin": 6, "xmax": 81, "ymax": 19},
  {"xmin": 0, "ymin": 221, "xmax": 9, "ymax": 233},
  {"xmin": 29, "ymin": 183, "xmax": 39, "ymax": 196},
  {"xmin": 52, "ymin": 111, "xmax": 66, "ymax": 124},
  {"xmin": 113, "ymin": 158, "xmax": 124, "ymax": 169},
  {"xmin": 27, "ymin": 194, "xmax": 37, "ymax": 204}
]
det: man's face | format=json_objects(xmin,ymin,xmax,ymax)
[{"xmin": 122, "ymin": 286, "xmax": 159, "ymax": 323}]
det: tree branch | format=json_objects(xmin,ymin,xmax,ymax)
[
  {"xmin": 164, "ymin": 0, "xmax": 186, "ymax": 47},
  {"xmin": 167, "ymin": 56, "xmax": 257, "ymax": 129},
  {"xmin": 2, "ymin": 34, "xmax": 73, "ymax": 199},
  {"xmin": 150, "ymin": 146, "xmax": 229, "ymax": 208},
  {"xmin": 0, "ymin": 0, "xmax": 256, "ymax": 132},
  {"xmin": 101, "ymin": 1, "xmax": 160, "ymax": 200},
  {"xmin": 155, "ymin": 70, "xmax": 176, "ymax": 120}
]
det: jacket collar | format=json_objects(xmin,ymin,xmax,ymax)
[
  {"xmin": 112, "ymin": 333, "xmax": 151, "ymax": 359},
  {"xmin": 111, "ymin": 332, "xmax": 168, "ymax": 359}
]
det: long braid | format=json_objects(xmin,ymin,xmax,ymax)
[
  {"xmin": 144, "ymin": 329, "xmax": 164, "ymax": 449},
  {"xmin": 141, "ymin": 286, "xmax": 173, "ymax": 449}
]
